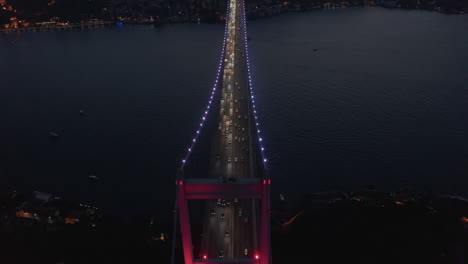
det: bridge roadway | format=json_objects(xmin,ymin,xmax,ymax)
[{"xmin": 199, "ymin": 0, "xmax": 261, "ymax": 260}]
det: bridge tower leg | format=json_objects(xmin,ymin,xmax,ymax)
[
  {"xmin": 178, "ymin": 182, "xmax": 194, "ymax": 264},
  {"xmin": 260, "ymin": 180, "xmax": 271, "ymax": 264}
]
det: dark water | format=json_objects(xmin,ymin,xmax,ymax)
[{"xmin": 1, "ymin": 8, "xmax": 468, "ymax": 215}]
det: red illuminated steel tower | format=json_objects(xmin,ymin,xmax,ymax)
[{"xmin": 174, "ymin": 177, "xmax": 271, "ymax": 264}]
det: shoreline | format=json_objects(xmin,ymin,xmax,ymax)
[
  {"xmin": 0, "ymin": 21, "xmax": 114, "ymax": 33},
  {"xmin": 1, "ymin": 5, "xmax": 465, "ymax": 34}
]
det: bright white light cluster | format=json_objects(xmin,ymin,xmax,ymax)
[
  {"xmin": 180, "ymin": 1, "xmax": 232, "ymax": 169},
  {"xmin": 240, "ymin": 0, "xmax": 268, "ymax": 167}
]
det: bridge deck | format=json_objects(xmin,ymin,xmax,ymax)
[{"xmin": 175, "ymin": 0, "xmax": 271, "ymax": 263}]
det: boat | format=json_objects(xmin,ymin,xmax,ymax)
[
  {"xmin": 88, "ymin": 175, "xmax": 100, "ymax": 181},
  {"xmin": 48, "ymin": 132, "xmax": 60, "ymax": 138}
]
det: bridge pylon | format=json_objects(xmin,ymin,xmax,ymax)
[{"xmin": 172, "ymin": 176, "xmax": 271, "ymax": 264}]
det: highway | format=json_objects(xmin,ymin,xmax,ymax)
[{"xmin": 198, "ymin": 0, "xmax": 261, "ymax": 260}]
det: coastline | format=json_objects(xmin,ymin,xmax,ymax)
[
  {"xmin": 0, "ymin": 20, "xmax": 114, "ymax": 33},
  {"xmin": 1, "ymin": 4, "xmax": 465, "ymax": 34}
]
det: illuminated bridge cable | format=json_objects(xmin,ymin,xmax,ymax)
[
  {"xmin": 178, "ymin": 0, "xmax": 232, "ymax": 174},
  {"xmin": 240, "ymin": 0, "xmax": 268, "ymax": 176}
]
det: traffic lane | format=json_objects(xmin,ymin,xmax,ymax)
[
  {"xmin": 231, "ymin": 35, "xmax": 255, "ymax": 256},
  {"xmin": 237, "ymin": 24, "xmax": 261, "ymax": 253},
  {"xmin": 235, "ymin": 14, "xmax": 260, "ymax": 253},
  {"xmin": 227, "ymin": 8, "xmax": 256, "ymax": 257},
  {"xmin": 232, "ymin": 50, "xmax": 250, "ymax": 175}
]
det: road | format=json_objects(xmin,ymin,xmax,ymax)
[{"xmin": 198, "ymin": 0, "xmax": 262, "ymax": 260}]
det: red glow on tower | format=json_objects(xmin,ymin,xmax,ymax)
[
  {"xmin": 203, "ymin": 254, "xmax": 207, "ymax": 260},
  {"xmin": 255, "ymin": 254, "xmax": 260, "ymax": 260}
]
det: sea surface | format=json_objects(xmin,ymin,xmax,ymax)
[{"xmin": 1, "ymin": 8, "xmax": 468, "ymax": 215}]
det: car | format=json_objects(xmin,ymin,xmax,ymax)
[
  {"xmin": 219, "ymin": 251, "xmax": 224, "ymax": 258},
  {"xmin": 216, "ymin": 154, "xmax": 220, "ymax": 159},
  {"xmin": 225, "ymin": 230, "xmax": 229, "ymax": 237},
  {"xmin": 226, "ymin": 200, "xmax": 231, "ymax": 206},
  {"xmin": 244, "ymin": 248, "xmax": 248, "ymax": 256},
  {"xmin": 235, "ymin": 157, "xmax": 238, "ymax": 162},
  {"xmin": 221, "ymin": 213, "xmax": 225, "ymax": 220},
  {"xmin": 244, "ymin": 216, "xmax": 248, "ymax": 224},
  {"xmin": 217, "ymin": 199, "xmax": 221, "ymax": 205},
  {"xmin": 228, "ymin": 157, "xmax": 231, "ymax": 163},
  {"xmin": 242, "ymin": 128, "xmax": 245, "ymax": 132},
  {"xmin": 222, "ymin": 200, "xmax": 226, "ymax": 206},
  {"xmin": 239, "ymin": 209, "xmax": 242, "ymax": 216},
  {"xmin": 234, "ymin": 198, "xmax": 238, "ymax": 203},
  {"xmin": 210, "ymin": 209, "xmax": 215, "ymax": 216}
]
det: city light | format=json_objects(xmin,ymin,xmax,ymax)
[{"xmin": 255, "ymin": 254, "xmax": 260, "ymax": 260}]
